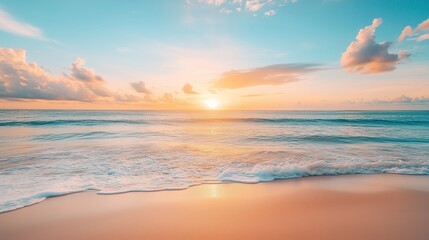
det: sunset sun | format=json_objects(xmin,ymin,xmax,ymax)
[{"xmin": 204, "ymin": 99, "xmax": 219, "ymax": 109}]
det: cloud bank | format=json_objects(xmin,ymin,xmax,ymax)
[
  {"xmin": 341, "ymin": 18, "xmax": 409, "ymax": 74},
  {"xmin": 374, "ymin": 95, "xmax": 429, "ymax": 104},
  {"xmin": 398, "ymin": 18, "xmax": 429, "ymax": 42},
  {"xmin": 349, "ymin": 95, "xmax": 429, "ymax": 105},
  {"xmin": 211, "ymin": 63, "xmax": 319, "ymax": 89},
  {"xmin": 0, "ymin": 48, "xmax": 115, "ymax": 101},
  {"xmin": 0, "ymin": 8, "xmax": 45, "ymax": 40},
  {"xmin": 0, "ymin": 48, "xmax": 199, "ymax": 106}
]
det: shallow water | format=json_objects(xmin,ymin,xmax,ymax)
[{"xmin": 0, "ymin": 110, "xmax": 428, "ymax": 212}]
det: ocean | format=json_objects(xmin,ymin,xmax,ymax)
[{"xmin": 0, "ymin": 110, "xmax": 428, "ymax": 212}]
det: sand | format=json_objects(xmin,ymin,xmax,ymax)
[{"xmin": 0, "ymin": 174, "xmax": 428, "ymax": 240}]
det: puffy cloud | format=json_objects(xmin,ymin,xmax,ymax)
[
  {"xmin": 264, "ymin": 10, "xmax": 276, "ymax": 16},
  {"xmin": 398, "ymin": 18, "xmax": 429, "ymax": 42},
  {"xmin": 211, "ymin": 63, "xmax": 319, "ymax": 89},
  {"xmin": 187, "ymin": 0, "xmax": 296, "ymax": 15},
  {"xmin": 69, "ymin": 58, "xmax": 103, "ymax": 82},
  {"xmin": 0, "ymin": 48, "xmax": 115, "ymax": 101},
  {"xmin": 245, "ymin": 0, "xmax": 266, "ymax": 12},
  {"xmin": 341, "ymin": 18, "xmax": 409, "ymax": 74},
  {"xmin": 0, "ymin": 8, "xmax": 45, "ymax": 40},
  {"xmin": 130, "ymin": 81, "xmax": 152, "ymax": 94},
  {"xmin": 182, "ymin": 82, "xmax": 199, "ymax": 95}
]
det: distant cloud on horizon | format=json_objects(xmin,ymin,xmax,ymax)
[
  {"xmin": 347, "ymin": 95, "xmax": 429, "ymax": 105},
  {"xmin": 210, "ymin": 63, "xmax": 320, "ymax": 89},
  {"xmin": 0, "ymin": 7, "xmax": 46, "ymax": 40},
  {"xmin": 131, "ymin": 81, "xmax": 152, "ymax": 95},
  {"xmin": 341, "ymin": 18, "xmax": 409, "ymax": 74}
]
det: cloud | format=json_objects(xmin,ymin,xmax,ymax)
[
  {"xmin": 182, "ymin": 82, "xmax": 199, "ymax": 95},
  {"xmin": 131, "ymin": 81, "xmax": 152, "ymax": 94},
  {"xmin": 417, "ymin": 33, "xmax": 429, "ymax": 42},
  {"xmin": 264, "ymin": 10, "xmax": 276, "ymax": 16},
  {"xmin": 341, "ymin": 18, "xmax": 409, "ymax": 74},
  {"xmin": 211, "ymin": 63, "xmax": 319, "ymax": 89},
  {"xmin": 187, "ymin": 0, "xmax": 296, "ymax": 15},
  {"xmin": 398, "ymin": 18, "xmax": 429, "ymax": 42},
  {"xmin": 241, "ymin": 92, "xmax": 284, "ymax": 97},
  {"xmin": 220, "ymin": 8, "xmax": 233, "ymax": 14},
  {"xmin": 398, "ymin": 26, "xmax": 413, "ymax": 42},
  {"xmin": 417, "ymin": 18, "xmax": 429, "ymax": 30},
  {"xmin": 160, "ymin": 93, "xmax": 175, "ymax": 103},
  {"xmin": 0, "ymin": 7, "xmax": 45, "ymax": 40},
  {"xmin": 69, "ymin": 58, "xmax": 104, "ymax": 82},
  {"xmin": 245, "ymin": 0, "xmax": 266, "ymax": 12},
  {"xmin": 201, "ymin": 0, "xmax": 226, "ymax": 6},
  {"xmin": 364, "ymin": 95, "xmax": 429, "ymax": 105},
  {"xmin": 0, "ymin": 48, "xmax": 201, "ymax": 106},
  {"xmin": 0, "ymin": 48, "xmax": 116, "ymax": 101}
]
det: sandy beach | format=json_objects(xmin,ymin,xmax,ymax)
[{"xmin": 0, "ymin": 174, "xmax": 428, "ymax": 240}]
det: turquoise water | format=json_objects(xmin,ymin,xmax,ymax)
[{"xmin": 0, "ymin": 110, "xmax": 428, "ymax": 212}]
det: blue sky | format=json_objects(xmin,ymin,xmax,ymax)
[{"xmin": 0, "ymin": 0, "xmax": 428, "ymax": 109}]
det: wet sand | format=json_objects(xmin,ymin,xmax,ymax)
[{"xmin": 0, "ymin": 174, "xmax": 428, "ymax": 240}]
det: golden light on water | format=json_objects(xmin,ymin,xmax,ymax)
[{"xmin": 204, "ymin": 99, "xmax": 219, "ymax": 109}]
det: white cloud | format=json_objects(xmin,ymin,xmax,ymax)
[
  {"xmin": 341, "ymin": 18, "xmax": 409, "ymax": 74},
  {"xmin": 245, "ymin": 0, "xmax": 266, "ymax": 12},
  {"xmin": 203, "ymin": 0, "xmax": 226, "ymax": 6},
  {"xmin": 187, "ymin": 0, "xmax": 296, "ymax": 15},
  {"xmin": 0, "ymin": 7, "xmax": 45, "ymax": 40},
  {"xmin": 264, "ymin": 10, "xmax": 276, "ymax": 16}
]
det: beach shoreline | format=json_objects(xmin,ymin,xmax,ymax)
[{"xmin": 1, "ymin": 174, "xmax": 428, "ymax": 240}]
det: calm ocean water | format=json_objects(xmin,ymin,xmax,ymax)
[{"xmin": 0, "ymin": 110, "xmax": 429, "ymax": 212}]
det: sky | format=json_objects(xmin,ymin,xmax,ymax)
[{"xmin": 0, "ymin": 0, "xmax": 428, "ymax": 110}]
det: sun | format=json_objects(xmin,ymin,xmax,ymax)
[{"xmin": 204, "ymin": 99, "xmax": 219, "ymax": 109}]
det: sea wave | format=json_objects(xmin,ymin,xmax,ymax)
[
  {"xmin": 1, "ymin": 117, "xmax": 428, "ymax": 127},
  {"xmin": 219, "ymin": 162, "xmax": 429, "ymax": 183},
  {"xmin": 245, "ymin": 135, "xmax": 429, "ymax": 144},
  {"xmin": 31, "ymin": 131, "xmax": 167, "ymax": 141},
  {"xmin": 0, "ymin": 119, "xmax": 148, "ymax": 127},
  {"xmin": 1, "ymin": 161, "xmax": 428, "ymax": 213}
]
